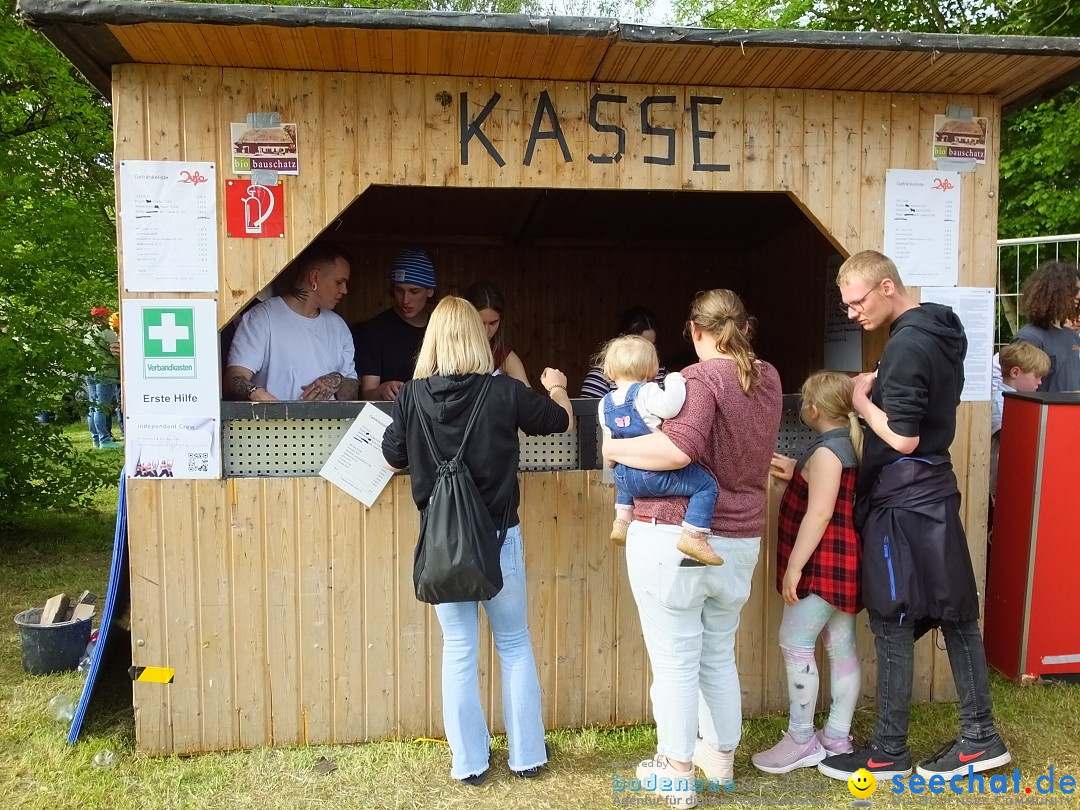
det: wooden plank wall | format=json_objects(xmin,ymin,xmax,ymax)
[
  {"xmin": 128, "ymin": 458, "xmax": 984, "ymax": 754},
  {"xmin": 115, "ymin": 63, "xmax": 1001, "ymax": 753},
  {"xmin": 127, "ymin": 473, "xmax": 649, "ymax": 754},
  {"xmin": 112, "ymin": 65, "xmax": 999, "ymax": 331}
]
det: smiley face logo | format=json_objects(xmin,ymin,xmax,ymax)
[{"xmin": 848, "ymin": 768, "xmax": 877, "ymax": 799}]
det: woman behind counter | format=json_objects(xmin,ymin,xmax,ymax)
[
  {"xmin": 581, "ymin": 306, "xmax": 667, "ymax": 397},
  {"xmin": 603, "ymin": 289, "xmax": 782, "ymax": 807},
  {"xmin": 382, "ymin": 296, "xmax": 572, "ymax": 786},
  {"xmin": 464, "ymin": 281, "xmax": 531, "ymax": 387}
]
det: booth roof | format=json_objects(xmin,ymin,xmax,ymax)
[{"xmin": 17, "ymin": 0, "xmax": 1080, "ymax": 113}]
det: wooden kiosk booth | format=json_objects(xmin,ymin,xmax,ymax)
[{"xmin": 20, "ymin": 0, "xmax": 1080, "ymax": 755}]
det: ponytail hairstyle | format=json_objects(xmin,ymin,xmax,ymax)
[
  {"xmin": 800, "ymin": 371, "xmax": 863, "ymax": 463},
  {"xmin": 687, "ymin": 289, "xmax": 760, "ymax": 393}
]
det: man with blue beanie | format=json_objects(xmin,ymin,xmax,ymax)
[{"xmin": 355, "ymin": 248, "xmax": 436, "ymax": 400}]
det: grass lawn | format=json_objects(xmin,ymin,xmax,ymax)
[{"xmin": 1, "ymin": 427, "xmax": 1078, "ymax": 809}]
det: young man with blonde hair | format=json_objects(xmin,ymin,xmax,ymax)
[
  {"xmin": 993, "ymin": 341, "xmax": 1051, "ymax": 435},
  {"xmin": 819, "ymin": 250, "xmax": 1011, "ymax": 783}
]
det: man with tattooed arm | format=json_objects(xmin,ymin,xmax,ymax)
[{"xmin": 224, "ymin": 243, "xmax": 359, "ymax": 402}]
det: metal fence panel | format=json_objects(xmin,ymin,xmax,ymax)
[{"xmin": 996, "ymin": 234, "xmax": 1080, "ymax": 348}]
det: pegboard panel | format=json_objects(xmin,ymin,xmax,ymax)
[
  {"xmin": 519, "ymin": 430, "xmax": 579, "ymax": 471},
  {"xmin": 776, "ymin": 407, "xmax": 815, "ymax": 459},
  {"xmin": 224, "ymin": 419, "xmax": 351, "ymax": 477},
  {"xmin": 224, "ymin": 419, "xmax": 580, "ymax": 477}
]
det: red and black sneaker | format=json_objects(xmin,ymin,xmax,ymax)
[
  {"xmin": 916, "ymin": 736, "xmax": 1011, "ymax": 779},
  {"xmin": 818, "ymin": 740, "xmax": 913, "ymax": 781}
]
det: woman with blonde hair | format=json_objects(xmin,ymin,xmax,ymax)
[
  {"xmin": 603, "ymin": 289, "xmax": 782, "ymax": 807},
  {"xmin": 382, "ymin": 296, "xmax": 572, "ymax": 786}
]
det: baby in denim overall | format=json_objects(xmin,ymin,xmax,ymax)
[{"xmin": 599, "ymin": 336, "xmax": 722, "ymax": 565}]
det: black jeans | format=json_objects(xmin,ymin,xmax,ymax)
[{"xmin": 869, "ymin": 612, "xmax": 998, "ymax": 754}]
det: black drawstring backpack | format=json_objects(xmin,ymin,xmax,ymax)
[{"xmin": 412, "ymin": 376, "xmax": 511, "ymax": 604}]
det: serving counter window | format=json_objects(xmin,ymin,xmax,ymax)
[
  {"xmin": 219, "ymin": 396, "xmax": 811, "ymax": 477},
  {"xmin": 217, "ymin": 184, "xmax": 843, "ymax": 482},
  {"xmin": 220, "ymin": 400, "xmax": 588, "ymax": 477}
]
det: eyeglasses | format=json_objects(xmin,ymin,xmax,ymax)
[{"xmin": 839, "ymin": 280, "xmax": 885, "ymax": 314}]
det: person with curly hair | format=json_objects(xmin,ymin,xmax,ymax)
[{"xmin": 1015, "ymin": 261, "xmax": 1080, "ymax": 392}]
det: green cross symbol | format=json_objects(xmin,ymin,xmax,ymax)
[{"xmin": 143, "ymin": 308, "xmax": 195, "ymax": 357}]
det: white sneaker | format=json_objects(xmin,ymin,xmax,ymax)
[
  {"xmin": 693, "ymin": 739, "xmax": 735, "ymax": 789},
  {"xmin": 635, "ymin": 754, "xmax": 699, "ymax": 808}
]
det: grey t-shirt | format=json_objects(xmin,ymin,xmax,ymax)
[
  {"xmin": 796, "ymin": 427, "xmax": 858, "ymax": 472},
  {"xmin": 1015, "ymin": 323, "xmax": 1080, "ymax": 392}
]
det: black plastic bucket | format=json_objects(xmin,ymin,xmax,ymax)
[{"xmin": 13, "ymin": 608, "xmax": 92, "ymax": 675}]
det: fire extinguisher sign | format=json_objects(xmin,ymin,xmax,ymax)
[{"xmin": 225, "ymin": 180, "xmax": 285, "ymax": 238}]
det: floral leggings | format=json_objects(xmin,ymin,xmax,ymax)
[{"xmin": 778, "ymin": 593, "xmax": 860, "ymax": 743}]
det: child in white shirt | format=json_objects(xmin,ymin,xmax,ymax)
[{"xmin": 599, "ymin": 336, "xmax": 722, "ymax": 565}]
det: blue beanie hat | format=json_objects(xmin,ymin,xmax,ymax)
[{"xmin": 390, "ymin": 249, "xmax": 436, "ymax": 289}]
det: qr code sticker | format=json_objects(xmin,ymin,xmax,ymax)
[{"xmin": 188, "ymin": 452, "xmax": 209, "ymax": 473}]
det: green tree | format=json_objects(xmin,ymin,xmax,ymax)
[
  {"xmin": 997, "ymin": 1, "xmax": 1080, "ymax": 238},
  {"xmin": 678, "ymin": 0, "xmax": 1001, "ymax": 32},
  {"xmin": 675, "ymin": 0, "xmax": 1080, "ymax": 242},
  {"xmin": 0, "ymin": 7, "xmax": 117, "ymax": 520}
]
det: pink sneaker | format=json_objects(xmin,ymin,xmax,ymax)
[
  {"xmin": 818, "ymin": 730, "xmax": 854, "ymax": 755},
  {"xmin": 751, "ymin": 731, "xmax": 826, "ymax": 774}
]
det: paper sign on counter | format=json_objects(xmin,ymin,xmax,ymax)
[{"xmin": 320, "ymin": 405, "xmax": 394, "ymax": 507}]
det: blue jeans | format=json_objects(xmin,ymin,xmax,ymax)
[
  {"xmin": 433, "ymin": 524, "xmax": 547, "ymax": 780},
  {"xmin": 869, "ymin": 612, "xmax": 998, "ymax": 754},
  {"xmin": 614, "ymin": 463, "xmax": 718, "ymax": 531},
  {"xmin": 84, "ymin": 376, "xmax": 118, "ymax": 446},
  {"xmin": 625, "ymin": 520, "xmax": 760, "ymax": 761}
]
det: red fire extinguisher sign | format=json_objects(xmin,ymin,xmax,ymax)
[{"xmin": 225, "ymin": 180, "xmax": 285, "ymax": 238}]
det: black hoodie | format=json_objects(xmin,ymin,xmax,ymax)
[
  {"xmin": 382, "ymin": 374, "xmax": 570, "ymax": 527},
  {"xmin": 861, "ymin": 303, "xmax": 968, "ymax": 491}
]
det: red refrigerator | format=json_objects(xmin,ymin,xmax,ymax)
[{"xmin": 985, "ymin": 391, "xmax": 1080, "ymax": 681}]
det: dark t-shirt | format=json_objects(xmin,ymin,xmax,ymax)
[
  {"xmin": 354, "ymin": 307, "xmax": 425, "ymax": 384},
  {"xmin": 1015, "ymin": 323, "xmax": 1080, "ymax": 392}
]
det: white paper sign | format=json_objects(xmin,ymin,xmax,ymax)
[
  {"xmin": 320, "ymin": 405, "xmax": 395, "ymax": 507},
  {"xmin": 883, "ymin": 169, "xmax": 960, "ymax": 287},
  {"xmin": 119, "ymin": 160, "xmax": 218, "ymax": 292},
  {"xmin": 921, "ymin": 286, "xmax": 995, "ymax": 402},
  {"xmin": 824, "ymin": 256, "xmax": 863, "ymax": 371},
  {"xmin": 127, "ymin": 416, "xmax": 220, "ymax": 479}
]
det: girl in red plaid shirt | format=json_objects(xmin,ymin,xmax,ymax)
[{"xmin": 752, "ymin": 371, "xmax": 863, "ymax": 775}]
